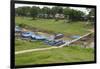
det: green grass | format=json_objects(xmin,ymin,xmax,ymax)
[
  {"xmin": 15, "ymin": 16, "xmax": 94, "ymax": 66},
  {"xmin": 15, "ymin": 46, "xmax": 94, "ymax": 66},
  {"xmin": 15, "ymin": 16, "xmax": 92, "ymax": 35},
  {"xmin": 15, "ymin": 39, "xmax": 49, "ymax": 51}
]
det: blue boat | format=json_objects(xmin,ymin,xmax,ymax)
[
  {"xmin": 44, "ymin": 40, "xmax": 65, "ymax": 46},
  {"xmin": 54, "ymin": 34, "xmax": 64, "ymax": 39},
  {"xmin": 21, "ymin": 31, "xmax": 34, "ymax": 38},
  {"xmin": 31, "ymin": 34, "xmax": 47, "ymax": 40}
]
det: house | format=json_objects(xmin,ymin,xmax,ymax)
[{"xmin": 55, "ymin": 13, "xmax": 65, "ymax": 19}]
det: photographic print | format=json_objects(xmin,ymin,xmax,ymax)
[{"xmin": 11, "ymin": 1, "xmax": 96, "ymax": 68}]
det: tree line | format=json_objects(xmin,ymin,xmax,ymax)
[{"xmin": 15, "ymin": 6, "xmax": 95, "ymax": 21}]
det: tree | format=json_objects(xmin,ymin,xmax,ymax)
[
  {"xmin": 85, "ymin": 8, "xmax": 95, "ymax": 25},
  {"xmin": 30, "ymin": 6, "xmax": 40, "ymax": 19},
  {"xmin": 41, "ymin": 7, "xmax": 51, "ymax": 18},
  {"xmin": 87, "ymin": 8, "xmax": 95, "ymax": 25},
  {"xmin": 51, "ymin": 7, "xmax": 58, "ymax": 17},
  {"xmin": 88, "ymin": 8, "xmax": 95, "ymax": 21},
  {"xmin": 57, "ymin": 7, "xmax": 63, "ymax": 14},
  {"xmin": 51, "ymin": 6, "xmax": 64, "ymax": 21},
  {"xmin": 64, "ymin": 8, "xmax": 85, "ymax": 21},
  {"xmin": 15, "ymin": 6, "xmax": 31, "ymax": 16},
  {"xmin": 15, "ymin": 7, "xmax": 24, "ymax": 16},
  {"xmin": 63, "ymin": 7, "xmax": 71, "ymax": 22}
]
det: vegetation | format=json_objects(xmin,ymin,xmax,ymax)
[
  {"xmin": 15, "ymin": 6, "xmax": 94, "ymax": 21},
  {"xmin": 15, "ymin": 39, "xmax": 49, "ymax": 51},
  {"xmin": 88, "ymin": 8, "xmax": 95, "ymax": 22},
  {"xmin": 30, "ymin": 6, "xmax": 40, "ymax": 19},
  {"xmin": 63, "ymin": 8, "xmax": 85, "ymax": 21},
  {"xmin": 15, "ymin": 46, "xmax": 94, "ymax": 65},
  {"xmin": 16, "ymin": 16, "xmax": 92, "ymax": 35}
]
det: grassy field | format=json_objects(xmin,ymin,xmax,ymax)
[
  {"xmin": 15, "ymin": 16, "xmax": 94, "ymax": 66},
  {"xmin": 15, "ymin": 39, "xmax": 50, "ymax": 51},
  {"xmin": 15, "ymin": 46, "xmax": 94, "ymax": 65},
  {"xmin": 15, "ymin": 16, "xmax": 92, "ymax": 35}
]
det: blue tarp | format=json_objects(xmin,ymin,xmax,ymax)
[
  {"xmin": 31, "ymin": 34, "xmax": 47, "ymax": 40},
  {"xmin": 15, "ymin": 26, "xmax": 21, "ymax": 32},
  {"xmin": 44, "ymin": 40, "xmax": 65, "ymax": 46},
  {"xmin": 71, "ymin": 35, "xmax": 80, "ymax": 39},
  {"xmin": 21, "ymin": 31, "xmax": 34, "ymax": 38},
  {"xmin": 15, "ymin": 26, "xmax": 65, "ymax": 46}
]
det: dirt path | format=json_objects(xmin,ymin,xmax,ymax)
[{"xmin": 15, "ymin": 46, "xmax": 59, "ymax": 55}]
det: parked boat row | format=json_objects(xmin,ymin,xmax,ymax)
[{"xmin": 15, "ymin": 26, "xmax": 66, "ymax": 46}]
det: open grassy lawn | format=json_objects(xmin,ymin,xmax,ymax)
[
  {"xmin": 15, "ymin": 46, "xmax": 94, "ymax": 66},
  {"xmin": 15, "ymin": 39, "xmax": 50, "ymax": 51},
  {"xmin": 15, "ymin": 16, "xmax": 92, "ymax": 35}
]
